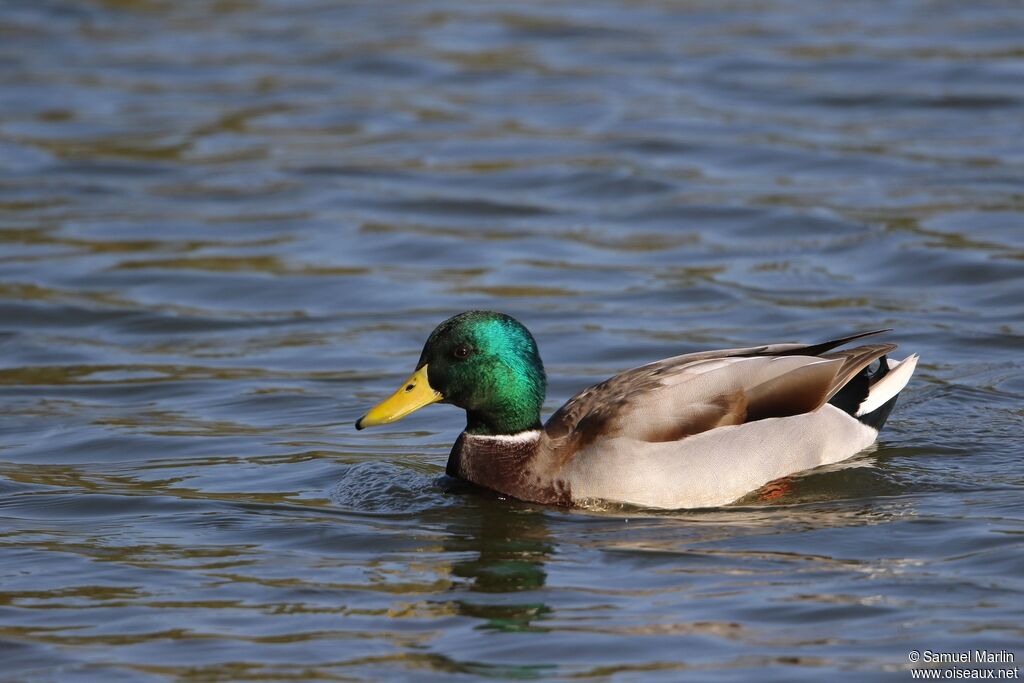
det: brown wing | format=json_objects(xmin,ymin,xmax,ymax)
[
  {"xmin": 544, "ymin": 331, "xmax": 894, "ymax": 456},
  {"xmin": 821, "ymin": 343, "xmax": 897, "ymax": 401}
]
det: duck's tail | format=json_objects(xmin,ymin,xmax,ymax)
[{"xmin": 829, "ymin": 353, "xmax": 919, "ymax": 431}]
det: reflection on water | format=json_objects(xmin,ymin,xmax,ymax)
[{"xmin": 2, "ymin": 0, "xmax": 1023, "ymax": 680}]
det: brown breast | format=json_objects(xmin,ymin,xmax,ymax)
[{"xmin": 445, "ymin": 432, "xmax": 572, "ymax": 506}]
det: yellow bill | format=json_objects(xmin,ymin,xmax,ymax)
[{"xmin": 355, "ymin": 365, "xmax": 442, "ymax": 430}]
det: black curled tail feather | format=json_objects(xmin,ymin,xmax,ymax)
[{"xmin": 828, "ymin": 355, "xmax": 898, "ymax": 431}]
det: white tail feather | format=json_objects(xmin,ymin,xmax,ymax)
[{"xmin": 856, "ymin": 354, "xmax": 919, "ymax": 416}]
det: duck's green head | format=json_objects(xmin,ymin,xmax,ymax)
[{"xmin": 355, "ymin": 311, "xmax": 546, "ymax": 436}]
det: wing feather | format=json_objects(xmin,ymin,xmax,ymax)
[
  {"xmin": 820, "ymin": 343, "xmax": 897, "ymax": 401},
  {"xmin": 545, "ymin": 331, "xmax": 898, "ymax": 456}
]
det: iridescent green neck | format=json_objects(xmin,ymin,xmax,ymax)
[
  {"xmin": 464, "ymin": 390, "xmax": 543, "ymax": 436},
  {"xmin": 461, "ymin": 316, "xmax": 545, "ymax": 436}
]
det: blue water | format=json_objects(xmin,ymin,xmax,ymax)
[{"xmin": 1, "ymin": 1, "xmax": 1022, "ymax": 681}]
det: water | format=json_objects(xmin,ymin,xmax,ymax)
[{"xmin": 1, "ymin": 0, "xmax": 1022, "ymax": 680}]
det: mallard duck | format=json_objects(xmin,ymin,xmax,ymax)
[{"xmin": 356, "ymin": 311, "xmax": 918, "ymax": 509}]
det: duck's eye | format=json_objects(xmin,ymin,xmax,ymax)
[{"xmin": 452, "ymin": 344, "xmax": 472, "ymax": 360}]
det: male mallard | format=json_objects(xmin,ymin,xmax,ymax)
[{"xmin": 356, "ymin": 311, "xmax": 918, "ymax": 509}]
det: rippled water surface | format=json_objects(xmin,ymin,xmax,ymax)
[{"xmin": 2, "ymin": 1, "xmax": 1023, "ymax": 680}]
